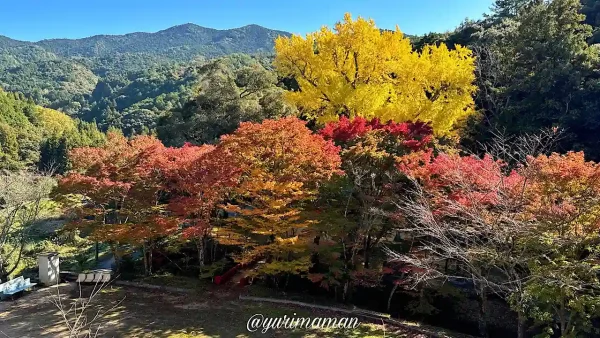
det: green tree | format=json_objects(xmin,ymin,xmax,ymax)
[
  {"xmin": 490, "ymin": 0, "xmax": 536, "ymax": 20},
  {"xmin": 0, "ymin": 123, "xmax": 20, "ymax": 169},
  {"xmin": 157, "ymin": 61, "xmax": 295, "ymax": 146},
  {"xmin": 100, "ymin": 101, "xmax": 122, "ymax": 131},
  {"xmin": 582, "ymin": 0, "xmax": 600, "ymax": 43},
  {"xmin": 38, "ymin": 136, "xmax": 69, "ymax": 174},
  {"xmin": 463, "ymin": 0, "xmax": 600, "ymax": 159}
]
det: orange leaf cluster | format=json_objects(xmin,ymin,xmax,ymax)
[{"xmin": 57, "ymin": 132, "xmax": 209, "ymax": 245}]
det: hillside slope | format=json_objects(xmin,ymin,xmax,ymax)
[
  {"xmin": 0, "ymin": 24, "xmax": 290, "ymax": 123},
  {"xmin": 1, "ymin": 23, "xmax": 290, "ymax": 60}
]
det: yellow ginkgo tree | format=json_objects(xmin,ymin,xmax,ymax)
[{"xmin": 274, "ymin": 13, "xmax": 477, "ymax": 135}]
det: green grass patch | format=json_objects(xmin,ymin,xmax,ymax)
[{"xmin": 9, "ymin": 199, "xmax": 111, "ymax": 277}]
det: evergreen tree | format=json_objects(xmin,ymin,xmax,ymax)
[
  {"xmin": 582, "ymin": 0, "xmax": 600, "ymax": 43},
  {"xmin": 464, "ymin": 0, "xmax": 600, "ymax": 159},
  {"xmin": 38, "ymin": 137, "xmax": 69, "ymax": 174}
]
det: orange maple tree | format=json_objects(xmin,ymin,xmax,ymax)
[
  {"xmin": 215, "ymin": 117, "xmax": 342, "ymax": 276},
  {"xmin": 523, "ymin": 151, "xmax": 600, "ymax": 238},
  {"xmin": 55, "ymin": 132, "xmax": 208, "ymax": 274},
  {"xmin": 166, "ymin": 144, "xmax": 241, "ymax": 268}
]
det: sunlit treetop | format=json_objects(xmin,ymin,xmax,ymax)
[
  {"xmin": 274, "ymin": 13, "xmax": 477, "ymax": 136},
  {"xmin": 524, "ymin": 151, "xmax": 600, "ymax": 238}
]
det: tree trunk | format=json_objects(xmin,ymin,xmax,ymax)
[
  {"xmin": 478, "ymin": 285, "xmax": 489, "ymax": 338},
  {"xmin": 559, "ymin": 293, "xmax": 567, "ymax": 336},
  {"xmin": 418, "ymin": 287, "xmax": 428, "ymax": 318},
  {"xmin": 4, "ymin": 241, "xmax": 25, "ymax": 279},
  {"xmin": 0, "ymin": 261, "xmax": 7, "ymax": 282},
  {"xmin": 343, "ymin": 280, "xmax": 350, "ymax": 302},
  {"xmin": 197, "ymin": 239, "xmax": 205, "ymax": 269},
  {"xmin": 212, "ymin": 241, "xmax": 218, "ymax": 263},
  {"xmin": 517, "ymin": 310, "xmax": 526, "ymax": 338},
  {"xmin": 148, "ymin": 244, "xmax": 153, "ymax": 275},
  {"xmin": 364, "ymin": 234, "xmax": 371, "ymax": 269},
  {"xmin": 142, "ymin": 244, "xmax": 148, "ymax": 276},
  {"xmin": 203, "ymin": 236, "xmax": 208, "ymax": 265},
  {"xmin": 0, "ymin": 232, "xmax": 27, "ymax": 280},
  {"xmin": 115, "ymin": 252, "xmax": 121, "ymax": 271},
  {"xmin": 387, "ymin": 283, "xmax": 399, "ymax": 312},
  {"xmin": 110, "ymin": 244, "xmax": 121, "ymax": 272}
]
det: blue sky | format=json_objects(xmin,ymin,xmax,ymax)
[{"xmin": 0, "ymin": 0, "xmax": 494, "ymax": 41}]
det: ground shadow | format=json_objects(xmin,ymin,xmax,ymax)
[{"xmin": 0, "ymin": 282, "xmax": 427, "ymax": 337}]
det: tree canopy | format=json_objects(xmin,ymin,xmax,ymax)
[{"xmin": 274, "ymin": 13, "xmax": 477, "ymax": 135}]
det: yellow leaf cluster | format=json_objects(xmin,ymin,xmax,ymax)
[
  {"xmin": 274, "ymin": 13, "xmax": 477, "ymax": 135},
  {"xmin": 37, "ymin": 107, "xmax": 78, "ymax": 138}
]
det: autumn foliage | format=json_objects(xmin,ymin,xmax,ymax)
[
  {"xmin": 45, "ymin": 11, "xmax": 600, "ymax": 337},
  {"xmin": 524, "ymin": 151, "xmax": 600, "ymax": 238},
  {"xmin": 304, "ymin": 116, "xmax": 433, "ymax": 296},
  {"xmin": 55, "ymin": 117, "xmax": 342, "ymax": 275},
  {"xmin": 55, "ymin": 132, "xmax": 209, "ymax": 273},
  {"xmin": 319, "ymin": 116, "xmax": 433, "ymax": 150},
  {"xmin": 52, "ymin": 114, "xmax": 600, "ymax": 337},
  {"xmin": 392, "ymin": 146, "xmax": 600, "ymax": 336},
  {"xmin": 218, "ymin": 117, "xmax": 341, "ymax": 273},
  {"xmin": 397, "ymin": 150, "xmax": 600, "ymax": 236},
  {"xmin": 274, "ymin": 13, "xmax": 476, "ymax": 135},
  {"xmin": 398, "ymin": 152, "xmax": 525, "ymax": 211}
]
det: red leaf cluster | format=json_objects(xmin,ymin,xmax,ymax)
[
  {"xmin": 398, "ymin": 151, "xmax": 525, "ymax": 211},
  {"xmin": 319, "ymin": 116, "xmax": 433, "ymax": 150},
  {"xmin": 57, "ymin": 132, "xmax": 210, "ymax": 244}
]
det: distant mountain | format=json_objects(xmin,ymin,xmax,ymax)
[
  {"xmin": 0, "ymin": 23, "xmax": 291, "ymax": 121},
  {"xmin": 0, "ymin": 35, "xmax": 29, "ymax": 48},
  {"xmin": 0, "ymin": 23, "xmax": 291, "ymax": 60}
]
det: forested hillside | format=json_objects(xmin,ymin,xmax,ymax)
[
  {"xmin": 0, "ymin": 89, "xmax": 104, "ymax": 171},
  {"xmin": 0, "ymin": 24, "xmax": 289, "ymax": 131},
  {"xmin": 3, "ymin": 1, "xmax": 600, "ymax": 159}
]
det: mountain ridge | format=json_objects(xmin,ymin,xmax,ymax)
[
  {"xmin": 0, "ymin": 23, "xmax": 290, "ymax": 44},
  {"xmin": 0, "ymin": 23, "xmax": 291, "ymax": 59}
]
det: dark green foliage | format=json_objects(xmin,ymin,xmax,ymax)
[
  {"xmin": 0, "ymin": 59, "xmax": 98, "ymax": 112},
  {"xmin": 38, "ymin": 137, "xmax": 68, "ymax": 174},
  {"xmin": 27, "ymin": 24, "xmax": 289, "ymax": 59},
  {"xmin": 582, "ymin": 0, "xmax": 600, "ymax": 43},
  {"xmin": 1, "ymin": 29, "xmax": 282, "ymax": 135},
  {"xmin": 426, "ymin": 0, "xmax": 600, "ymax": 160},
  {"xmin": 0, "ymin": 24, "xmax": 289, "ymax": 61},
  {"xmin": 0, "ymin": 122, "xmax": 20, "ymax": 169},
  {"xmin": 157, "ymin": 59, "xmax": 295, "ymax": 146},
  {"xmin": 490, "ymin": 0, "xmax": 594, "ymax": 132},
  {"xmin": 0, "ymin": 89, "xmax": 42, "ymax": 168},
  {"xmin": 490, "ymin": 0, "xmax": 536, "ymax": 19}
]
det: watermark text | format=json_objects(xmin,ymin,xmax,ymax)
[{"xmin": 246, "ymin": 313, "xmax": 360, "ymax": 333}]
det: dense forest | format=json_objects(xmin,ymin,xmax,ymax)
[
  {"xmin": 0, "ymin": 24, "xmax": 288, "ymax": 136},
  {"xmin": 6, "ymin": 1, "xmax": 600, "ymax": 337}
]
